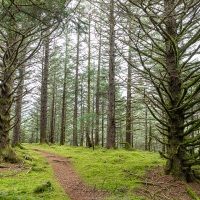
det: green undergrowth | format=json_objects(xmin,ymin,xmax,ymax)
[
  {"xmin": 0, "ymin": 146, "xmax": 69, "ymax": 200},
  {"xmin": 187, "ymin": 187, "xmax": 200, "ymax": 200},
  {"xmin": 24, "ymin": 143, "xmax": 165, "ymax": 199}
]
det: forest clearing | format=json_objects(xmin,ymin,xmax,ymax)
[
  {"xmin": 0, "ymin": 0, "xmax": 200, "ymax": 199},
  {"xmin": 0, "ymin": 144, "xmax": 200, "ymax": 200}
]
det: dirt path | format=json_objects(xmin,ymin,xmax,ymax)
[{"xmin": 33, "ymin": 149, "xmax": 106, "ymax": 200}]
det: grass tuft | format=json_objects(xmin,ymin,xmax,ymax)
[{"xmin": 34, "ymin": 181, "xmax": 53, "ymax": 193}]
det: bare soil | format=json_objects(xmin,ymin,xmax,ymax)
[{"xmin": 33, "ymin": 149, "xmax": 107, "ymax": 200}]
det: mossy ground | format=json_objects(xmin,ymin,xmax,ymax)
[
  {"xmin": 23, "ymin": 143, "xmax": 165, "ymax": 199},
  {"xmin": 0, "ymin": 146, "xmax": 69, "ymax": 200}
]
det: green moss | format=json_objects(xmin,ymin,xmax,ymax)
[
  {"xmin": 34, "ymin": 181, "xmax": 53, "ymax": 193},
  {"xmin": 0, "ymin": 114, "xmax": 10, "ymax": 121},
  {"xmin": 0, "ymin": 98, "xmax": 10, "ymax": 105},
  {"xmin": 0, "ymin": 146, "xmax": 69, "ymax": 200},
  {"xmin": 0, "ymin": 146, "xmax": 20, "ymax": 163}
]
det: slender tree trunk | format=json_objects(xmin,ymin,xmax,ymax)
[
  {"xmin": 144, "ymin": 104, "xmax": 148, "ymax": 151},
  {"xmin": 86, "ymin": 15, "xmax": 92, "ymax": 147},
  {"xmin": 72, "ymin": 24, "xmax": 80, "ymax": 146},
  {"xmin": 36, "ymin": 110, "xmax": 39, "ymax": 143},
  {"xmin": 60, "ymin": 30, "xmax": 69, "ymax": 145},
  {"xmin": 162, "ymin": 111, "xmax": 166, "ymax": 154},
  {"xmin": 40, "ymin": 37, "xmax": 50, "ymax": 144},
  {"xmin": 102, "ymin": 99, "xmax": 105, "ymax": 147},
  {"xmin": 49, "ymin": 75, "xmax": 56, "ymax": 144},
  {"xmin": 106, "ymin": 0, "xmax": 116, "ymax": 149},
  {"xmin": 148, "ymin": 121, "xmax": 152, "ymax": 151},
  {"xmin": 12, "ymin": 65, "xmax": 25, "ymax": 147},
  {"xmin": 126, "ymin": 46, "xmax": 132, "ymax": 145},
  {"xmin": 53, "ymin": 101, "xmax": 58, "ymax": 143},
  {"xmin": 95, "ymin": 30, "xmax": 102, "ymax": 146},
  {"xmin": 91, "ymin": 89, "xmax": 95, "ymax": 145},
  {"xmin": 80, "ymin": 78, "xmax": 84, "ymax": 146}
]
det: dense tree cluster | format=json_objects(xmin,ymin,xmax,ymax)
[{"xmin": 0, "ymin": 0, "xmax": 200, "ymax": 182}]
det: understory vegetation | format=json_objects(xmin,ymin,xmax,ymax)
[
  {"xmin": 0, "ymin": 146, "xmax": 69, "ymax": 200},
  {"xmin": 0, "ymin": 144, "xmax": 165, "ymax": 199}
]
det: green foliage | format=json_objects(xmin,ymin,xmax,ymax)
[
  {"xmin": 0, "ymin": 146, "xmax": 69, "ymax": 200},
  {"xmin": 24, "ymin": 143, "xmax": 165, "ymax": 199}
]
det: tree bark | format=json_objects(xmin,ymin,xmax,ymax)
[
  {"xmin": 164, "ymin": 0, "xmax": 187, "ymax": 181},
  {"xmin": 12, "ymin": 65, "xmax": 25, "ymax": 147},
  {"xmin": 0, "ymin": 36, "xmax": 16, "ymax": 162},
  {"xmin": 95, "ymin": 29, "xmax": 102, "ymax": 146},
  {"xmin": 144, "ymin": 101, "xmax": 148, "ymax": 151},
  {"xmin": 126, "ymin": 46, "xmax": 132, "ymax": 145},
  {"xmin": 80, "ymin": 76, "xmax": 84, "ymax": 146},
  {"xmin": 102, "ymin": 99, "xmax": 105, "ymax": 147},
  {"xmin": 86, "ymin": 15, "xmax": 92, "ymax": 147},
  {"xmin": 50, "ymin": 75, "xmax": 56, "ymax": 144},
  {"xmin": 72, "ymin": 23, "xmax": 80, "ymax": 146},
  {"xmin": 40, "ymin": 37, "xmax": 50, "ymax": 144},
  {"xmin": 60, "ymin": 30, "xmax": 69, "ymax": 145},
  {"xmin": 106, "ymin": 0, "xmax": 116, "ymax": 149}
]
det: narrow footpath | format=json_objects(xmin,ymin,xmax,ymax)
[{"xmin": 33, "ymin": 149, "xmax": 106, "ymax": 200}]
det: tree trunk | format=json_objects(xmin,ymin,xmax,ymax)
[
  {"xmin": 40, "ymin": 37, "xmax": 50, "ymax": 144},
  {"xmin": 36, "ymin": 110, "xmax": 39, "ymax": 143},
  {"xmin": 106, "ymin": 0, "xmax": 116, "ymax": 149},
  {"xmin": 86, "ymin": 15, "xmax": 92, "ymax": 148},
  {"xmin": 80, "ymin": 77, "xmax": 84, "ymax": 146},
  {"xmin": 95, "ymin": 29, "xmax": 102, "ymax": 146},
  {"xmin": 164, "ymin": 0, "xmax": 187, "ymax": 181},
  {"xmin": 144, "ymin": 103, "xmax": 148, "ymax": 151},
  {"xmin": 148, "ymin": 122, "xmax": 152, "ymax": 151},
  {"xmin": 0, "ymin": 37, "xmax": 16, "ymax": 162},
  {"xmin": 60, "ymin": 30, "xmax": 69, "ymax": 145},
  {"xmin": 102, "ymin": 99, "xmax": 105, "ymax": 147},
  {"xmin": 50, "ymin": 75, "xmax": 56, "ymax": 144},
  {"xmin": 126, "ymin": 46, "xmax": 132, "ymax": 145},
  {"xmin": 72, "ymin": 23, "xmax": 80, "ymax": 146},
  {"xmin": 12, "ymin": 65, "xmax": 25, "ymax": 147}
]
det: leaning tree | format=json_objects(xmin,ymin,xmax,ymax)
[{"xmin": 118, "ymin": 0, "xmax": 200, "ymax": 182}]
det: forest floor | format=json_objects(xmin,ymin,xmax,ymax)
[
  {"xmin": 135, "ymin": 167, "xmax": 200, "ymax": 200},
  {"xmin": 32, "ymin": 149, "xmax": 107, "ymax": 200},
  {"xmin": 32, "ymin": 149, "xmax": 200, "ymax": 200},
  {"xmin": 0, "ymin": 147, "xmax": 200, "ymax": 200}
]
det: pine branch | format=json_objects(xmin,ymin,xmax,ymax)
[
  {"xmin": 159, "ymin": 151, "xmax": 170, "ymax": 159},
  {"xmin": 181, "ymin": 134, "xmax": 200, "ymax": 145}
]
